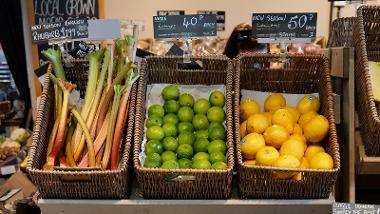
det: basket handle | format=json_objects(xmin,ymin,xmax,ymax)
[
  {"xmin": 164, "ymin": 174, "xmax": 196, "ymax": 182},
  {"xmin": 58, "ymin": 174, "xmax": 92, "ymax": 183}
]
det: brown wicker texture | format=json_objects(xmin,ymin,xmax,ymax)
[
  {"xmin": 134, "ymin": 56, "xmax": 234, "ymax": 199},
  {"xmin": 27, "ymin": 59, "xmax": 137, "ymax": 199},
  {"xmin": 354, "ymin": 6, "xmax": 380, "ymax": 156},
  {"xmin": 234, "ymin": 53, "xmax": 340, "ymax": 199},
  {"xmin": 328, "ymin": 17, "xmax": 357, "ymax": 48}
]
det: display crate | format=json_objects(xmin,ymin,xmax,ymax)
[
  {"xmin": 234, "ymin": 54, "xmax": 340, "ymax": 199},
  {"xmin": 27, "ymin": 60, "xmax": 137, "ymax": 199}
]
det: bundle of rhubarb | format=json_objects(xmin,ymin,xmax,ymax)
[{"xmin": 41, "ymin": 33, "xmax": 139, "ymax": 171}]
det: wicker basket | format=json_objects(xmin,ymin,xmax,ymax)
[
  {"xmin": 134, "ymin": 56, "xmax": 234, "ymax": 199},
  {"xmin": 328, "ymin": 17, "xmax": 357, "ymax": 48},
  {"xmin": 354, "ymin": 6, "xmax": 380, "ymax": 156},
  {"xmin": 234, "ymin": 54, "xmax": 340, "ymax": 199},
  {"xmin": 27, "ymin": 60, "xmax": 136, "ymax": 199}
]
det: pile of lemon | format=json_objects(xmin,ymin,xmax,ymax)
[{"xmin": 240, "ymin": 93, "xmax": 334, "ymax": 180}]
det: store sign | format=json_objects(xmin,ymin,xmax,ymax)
[
  {"xmin": 157, "ymin": 10, "xmax": 185, "ymax": 16},
  {"xmin": 197, "ymin": 11, "xmax": 225, "ymax": 31},
  {"xmin": 31, "ymin": 18, "xmax": 88, "ymax": 44},
  {"xmin": 153, "ymin": 14, "xmax": 217, "ymax": 38},
  {"xmin": 333, "ymin": 203, "xmax": 380, "ymax": 214},
  {"xmin": 252, "ymin": 12, "xmax": 317, "ymax": 43}
]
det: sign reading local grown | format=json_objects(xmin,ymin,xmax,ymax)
[
  {"xmin": 252, "ymin": 12, "xmax": 317, "ymax": 41},
  {"xmin": 153, "ymin": 14, "xmax": 217, "ymax": 39},
  {"xmin": 31, "ymin": 18, "xmax": 88, "ymax": 44}
]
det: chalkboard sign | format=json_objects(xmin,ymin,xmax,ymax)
[
  {"xmin": 33, "ymin": 0, "xmax": 99, "ymax": 65},
  {"xmin": 31, "ymin": 18, "xmax": 88, "ymax": 44},
  {"xmin": 153, "ymin": 14, "xmax": 217, "ymax": 39},
  {"xmin": 197, "ymin": 11, "xmax": 225, "ymax": 31},
  {"xmin": 252, "ymin": 13, "xmax": 317, "ymax": 41},
  {"xmin": 333, "ymin": 203, "xmax": 380, "ymax": 214}
]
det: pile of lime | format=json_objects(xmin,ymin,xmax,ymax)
[{"xmin": 144, "ymin": 85, "xmax": 228, "ymax": 170}]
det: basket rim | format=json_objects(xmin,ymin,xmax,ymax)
[
  {"xmin": 233, "ymin": 53, "xmax": 341, "ymax": 173},
  {"xmin": 356, "ymin": 5, "xmax": 380, "ymax": 125},
  {"xmin": 27, "ymin": 60, "xmax": 135, "ymax": 174},
  {"xmin": 133, "ymin": 55, "xmax": 235, "ymax": 174}
]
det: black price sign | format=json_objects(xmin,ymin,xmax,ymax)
[
  {"xmin": 252, "ymin": 13, "xmax": 317, "ymax": 40},
  {"xmin": 31, "ymin": 18, "xmax": 88, "ymax": 44},
  {"xmin": 153, "ymin": 14, "xmax": 217, "ymax": 39},
  {"xmin": 197, "ymin": 11, "xmax": 225, "ymax": 31}
]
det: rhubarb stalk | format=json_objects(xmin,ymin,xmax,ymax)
[
  {"xmin": 72, "ymin": 48, "xmax": 105, "ymax": 155},
  {"xmin": 101, "ymin": 85, "xmax": 124, "ymax": 170},
  {"xmin": 44, "ymin": 80, "xmax": 76, "ymax": 171},
  {"xmin": 65, "ymin": 121, "xmax": 77, "ymax": 167},
  {"xmin": 71, "ymin": 108, "xmax": 96, "ymax": 167},
  {"xmin": 73, "ymin": 49, "xmax": 110, "ymax": 161},
  {"xmin": 110, "ymin": 72, "xmax": 139, "ymax": 169}
]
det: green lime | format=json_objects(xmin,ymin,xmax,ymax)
[
  {"xmin": 193, "ymin": 99, "xmax": 211, "ymax": 114},
  {"xmin": 162, "ymin": 123, "xmax": 178, "ymax": 137},
  {"xmin": 207, "ymin": 106, "xmax": 225, "ymax": 123},
  {"xmin": 148, "ymin": 104, "xmax": 165, "ymax": 118},
  {"xmin": 178, "ymin": 132, "xmax": 195, "ymax": 146},
  {"xmin": 209, "ymin": 91, "xmax": 225, "ymax": 107},
  {"xmin": 146, "ymin": 116, "xmax": 163, "ymax": 128},
  {"xmin": 192, "ymin": 114, "xmax": 209, "ymax": 130},
  {"xmin": 161, "ymin": 151, "xmax": 177, "ymax": 162},
  {"xmin": 178, "ymin": 158, "xmax": 192, "ymax": 169},
  {"xmin": 164, "ymin": 100, "xmax": 180, "ymax": 113},
  {"xmin": 209, "ymin": 151, "xmax": 226, "ymax": 164},
  {"xmin": 195, "ymin": 129, "xmax": 209, "ymax": 140},
  {"xmin": 162, "ymin": 137, "xmax": 178, "ymax": 152},
  {"xmin": 177, "ymin": 144, "xmax": 193, "ymax": 159},
  {"xmin": 178, "ymin": 122, "xmax": 194, "ymax": 133},
  {"xmin": 161, "ymin": 160, "xmax": 179, "ymax": 169},
  {"xmin": 177, "ymin": 106, "xmax": 194, "ymax": 122},
  {"xmin": 179, "ymin": 93, "xmax": 195, "ymax": 107},
  {"xmin": 212, "ymin": 161, "xmax": 228, "ymax": 170},
  {"xmin": 192, "ymin": 159, "xmax": 212, "ymax": 169},
  {"xmin": 193, "ymin": 138, "xmax": 210, "ymax": 153},
  {"xmin": 163, "ymin": 113, "xmax": 179, "ymax": 125},
  {"xmin": 208, "ymin": 140, "xmax": 227, "ymax": 154},
  {"xmin": 208, "ymin": 122, "xmax": 224, "ymax": 131},
  {"xmin": 208, "ymin": 126, "xmax": 226, "ymax": 141},
  {"xmin": 146, "ymin": 126, "xmax": 165, "ymax": 141},
  {"xmin": 144, "ymin": 153, "xmax": 162, "ymax": 168},
  {"xmin": 145, "ymin": 140, "xmax": 164, "ymax": 155},
  {"xmin": 162, "ymin": 85, "xmax": 180, "ymax": 101},
  {"xmin": 193, "ymin": 152, "xmax": 210, "ymax": 161}
]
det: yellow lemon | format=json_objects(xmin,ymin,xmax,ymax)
[
  {"xmin": 298, "ymin": 111, "xmax": 319, "ymax": 128},
  {"xmin": 240, "ymin": 99, "xmax": 260, "ymax": 121},
  {"xmin": 272, "ymin": 109, "xmax": 295, "ymax": 134},
  {"xmin": 241, "ymin": 133, "xmax": 266, "ymax": 159},
  {"xmin": 240, "ymin": 120, "xmax": 247, "ymax": 139},
  {"xmin": 264, "ymin": 93, "xmax": 286, "ymax": 112},
  {"xmin": 297, "ymin": 95, "xmax": 320, "ymax": 114},
  {"xmin": 289, "ymin": 134, "xmax": 307, "ymax": 151},
  {"xmin": 246, "ymin": 113, "xmax": 270, "ymax": 134},
  {"xmin": 303, "ymin": 115, "xmax": 329, "ymax": 143},
  {"xmin": 310, "ymin": 152, "xmax": 334, "ymax": 169},
  {"xmin": 305, "ymin": 145, "xmax": 325, "ymax": 162},
  {"xmin": 264, "ymin": 125, "xmax": 289, "ymax": 149},
  {"xmin": 279, "ymin": 139, "xmax": 305, "ymax": 160},
  {"xmin": 263, "ymin": 112, "xmax": 273, "ymax": 124},
  {"xmin": 256, "ymin": 146, "xmax": 280, "ymax": 166},
  {"xmin": 293, "ymin": 123, "xmax": 303, "ymax": 135},
  {"xmin": 273, "ymin": 155, "xmax": 300, "ymax": 179},
  {"xmin": 293, "ymin": 157, "xmax": 309, "ymax": 181},
  {"xmin": 284, "ymin": 106, "xmax": 300, "ymax": 122},
  {"xmin": 244, "ymin": 160, "xmax": 256, "ymax": 165}
]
